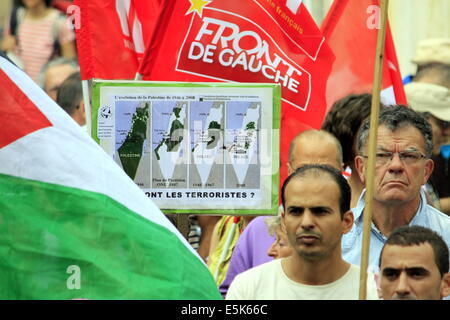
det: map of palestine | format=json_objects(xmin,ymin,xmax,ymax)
[
  {"xmin": 117, "ymin": 102, "xmax": 149, "ymax": 180},
  {"xmin": 113, "ymin": 99, "xmax": 261, "ymax": 190}
]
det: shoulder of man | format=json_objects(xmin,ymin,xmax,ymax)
[
  {"xmin": 226, "ymin": 259, "xmax": 280, "ymax": 299},
  {"xmin": 421, "ymin": 204, "xmax": 450, "ymax": 239},
  {"xmin": 348, "ymin": 264, "xmax": 381, "ymax": 300}
]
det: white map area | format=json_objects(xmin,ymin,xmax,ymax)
[
  {"xmin": 191, "ymin": 102, "xmax": 224, "ymax": 185},
  {"xmin": 153, "ymin": 102, "xmax": 187, "ymax": 183},
  {"xmin": 226, "ymin": 102, "xmax": 260, "ymax": 184}
]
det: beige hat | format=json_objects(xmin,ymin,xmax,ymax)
[
  {"xmin": 412, "ymin": 38, "xmax": 450, "ymax": 66},
  {"xmin": 405, "ymin": 82, "xmax": 450, "ymax": 121}
]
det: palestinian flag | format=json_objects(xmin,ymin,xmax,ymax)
[{"xmin": 0, "ymin": 55, "xmax": 221, "ymax": 300}]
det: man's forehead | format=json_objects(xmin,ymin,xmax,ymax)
[
  {"xmin": 292, "ymin": 138, "xmax": 341, "ymax": 169},
  {"xmin": 381, "ymin": 243, "xmax": 436, "ymax": 268},
  {"xmin": 45, "ymin": 65, "xmax": 77, "ymax": 87},
  {"xmin": 285, "ymin": 174, "xmax": 340, "ymax": 200},
  {"xmin": 375, "ymin": 125, "xmax": 426, "ymax": 148}
]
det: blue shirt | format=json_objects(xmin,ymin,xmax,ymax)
[{"xmin": 342, "ymin": 189, "xmax": 450, "ymax": 271}]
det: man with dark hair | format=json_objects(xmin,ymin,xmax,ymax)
[
  {"xmin": 226, "ymin": 165, "xmax": 378, "ymax": 300},
  {"xmin": 379, "ymin": 225, "xmax": 450, "ymax": 300},
  {"xmin": 321, "ymin": 93, "xmax": 379, "ymax": 208},
  {"xmin": 56, "ymin": 71, "xmax": 85, "ymax": 127},
  {"xmin": 343, "ymin": 105, "xmax": 450, "ymax": 270}
]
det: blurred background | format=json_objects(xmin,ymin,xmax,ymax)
[{"xmin": 0, "ymin": 0, "xmax": 449, "ymax": 78}]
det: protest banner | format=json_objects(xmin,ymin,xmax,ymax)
[
  {"xmin": 138, "ymin": 0, "xmax": 335, "ymax": 188},
  {"xmin": 92, "ymin": 80, "xmax": 281, "ymax": 214}
]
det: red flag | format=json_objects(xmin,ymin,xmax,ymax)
[
  {"xmin": 321, "ymin": 0, "xmax": 406, "ymax": 110},
  {"xmin": 73, "ymin": 0, "xmax": 161, "ymax": 80},
  {"xmin": 138, "ymin": 0, "xmax": 335, "ymax": 187}
]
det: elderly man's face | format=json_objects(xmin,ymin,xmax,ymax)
[
  {"xmin": 380, "ymin": 243, "xmax": 450, "ymax": 300},
  {"xmin": 288, "ymin": 138, "xmax": 342, "ymax": 174},
  {"xmin": 44, "ymin": 64, "xmax": 77, "ymax": 101},
  {"xmin": 356, "ymin": 125, "xmax": 433, "ymax": 206}
]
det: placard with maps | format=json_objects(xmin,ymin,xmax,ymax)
[{"xmin": 92, "ymin": 81, "xmax": 280, "ymax": 214}]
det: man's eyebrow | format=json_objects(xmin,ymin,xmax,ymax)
[
  {"xmin": 382, "ymin": 266, "xmax": 430, "ymax": 274},
  {"xmin": 376, "ymin": 146, "xmax": 420, "ymax": 152},
  {"xmin": 405, "ymin": 267, "xmax": 430, "ymax": 275},
  {"xmin": 310, "ymin": 206, "xmax": 332, "ymax": 212},
  {"xmin": 382, "ymin": 267, "xmax": 400, "ymax": 274}
]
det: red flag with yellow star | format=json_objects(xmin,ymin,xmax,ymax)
[{"xmin": 138, "ymin": 0, "xmax": 335, "ymax": 187}]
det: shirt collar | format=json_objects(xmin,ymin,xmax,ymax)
[{"xmin": 352, "ymin": 188, "xmax": 427, "ymax": 226}]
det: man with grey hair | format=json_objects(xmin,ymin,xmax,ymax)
[
  {"xmin": 39, "ymin": 57, "xmax": 79, "ymax": 101},
  {"xmin": 342, "ymin": 105, "xmax": 450, "ymax": 270}
]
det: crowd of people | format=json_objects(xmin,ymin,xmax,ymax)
[
  {"xmin": 0, "ymin": 0, "xmax": 449, "ymax": 301},
  {"xmin": 202, "ymin": 39, "xmax": 450, "ymax": 301}
]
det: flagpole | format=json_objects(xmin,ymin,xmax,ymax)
[
  {"xmin": 82, "ymin": 80, "xmax": 92, "ymax": 136},
  {"xmin": 359, "ymin": 0, "xmax": 389, "ymax": 300}
]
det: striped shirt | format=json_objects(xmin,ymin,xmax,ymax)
[{"xmin": 14, "ymin": 9, "xmax": 75, "ymax": 83}]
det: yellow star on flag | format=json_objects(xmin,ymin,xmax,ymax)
[{"xmin": 187, "ymin": 0, "xmax": 212, "ymax": 17}]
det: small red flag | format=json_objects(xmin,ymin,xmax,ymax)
[
  {"xmin": 73, "ymin": 0, "xmax": 161, "ymax": 80},
  {"xmin": 321, "ymin": 0, "xmax": 406, "ymax": 110}
]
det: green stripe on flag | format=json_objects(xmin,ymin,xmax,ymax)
[{"xmin": 0, "ymin": 173, "xmax": 221, "ymax": 300}]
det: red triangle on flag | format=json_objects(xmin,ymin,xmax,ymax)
[{"xmin": 0, "ymin": 69, "xmax": 52, "ymax": 148}]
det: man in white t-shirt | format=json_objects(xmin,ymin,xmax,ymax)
[{"xmin": 226, "ymin": 164, "xmax": 379, "ymax": 300}]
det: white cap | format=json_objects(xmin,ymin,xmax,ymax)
[
  {"xmin": 412, "ymin": 38, "xmax": 450, "ymax": 66},
  {"xmin": 405, "ymin": 82, "xmax": 450, "ymax": 121}
]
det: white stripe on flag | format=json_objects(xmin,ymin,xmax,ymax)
[
  {"xmin": 0, "ymin": 56, "xmax": 202, "ymax": 261},
  {"xmin": 286, "ymin": 0, "xmax": 302, "ymax": 14},
  {"xmin": 381, "ymin": 86, "xmax": 396, "ymax": 105}
]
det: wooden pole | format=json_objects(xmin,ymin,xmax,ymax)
[
  {"xmin": 359, "ymin": 0, "xmax": 389, "ymax": 300},
  {"xmin": 82, "ymin": 80, "xmax": 92, "ymax": 137}
]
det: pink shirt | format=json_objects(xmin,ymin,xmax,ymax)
[{"xmin": 15, "ymin": 9, "xmax": 75, "ymax": 83}]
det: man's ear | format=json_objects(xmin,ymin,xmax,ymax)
[
  {"xmin": 280, "ymin": 211, "xmax": 287, "ymax": 233},
  {"xmin": 354, "ymin": 156, "xmax": 366, "ymax": 185},
  {"xmin": 440, "ymin": 273, "xmax": 450, "ymax": 299},
  {"xmin": 287, "ymin": 162, "xmax": 293, "ymax": 176},
  {"xmin": 422, "ymin": 158, "xmax": 434, "ymax": 185},
  {"xmin": 77, "ymin": 100, "xmax": 86, "ymax": 126},
  {"xmin": 342, "ymin": 210, "xmax": 354, "ymax": 234}
]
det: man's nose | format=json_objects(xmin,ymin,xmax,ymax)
[
  {"xmin": 387, "ymin": 153, "xmax": 405, "ymax": 172},
  {"xmin": 394, "ymin": 272, "xmax": 411, "ymax": 296},
  {"xmin": 267, "ymin": 241, "xmax": 278, "ymax": 259},
  {"xmin": 300, "ymin": 211, "xmax": 315, "ymax": 230}
]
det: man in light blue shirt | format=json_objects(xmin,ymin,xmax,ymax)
[{"xmin": 342, "ymin": 106, "xmax": 450, "ymax": 271}]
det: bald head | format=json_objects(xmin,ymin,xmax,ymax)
[{"xmin": 288, "ymin": 130, "xmax": 343, "ymax": 174}]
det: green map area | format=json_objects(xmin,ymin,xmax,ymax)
[
  {"xmin": 118, "ymin": 103, "xmax": 149, "ymax": 180},
  {"xmin": 244, "ymin": 121, "xmax": 256, "ymax": 149},
  {"xmin": 206, "ymin": 121, "xmax": 221, "ymax": 148},
  {"xmin": 154, "ymin": 107, "xmax": 184, "ymax": 161}
]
